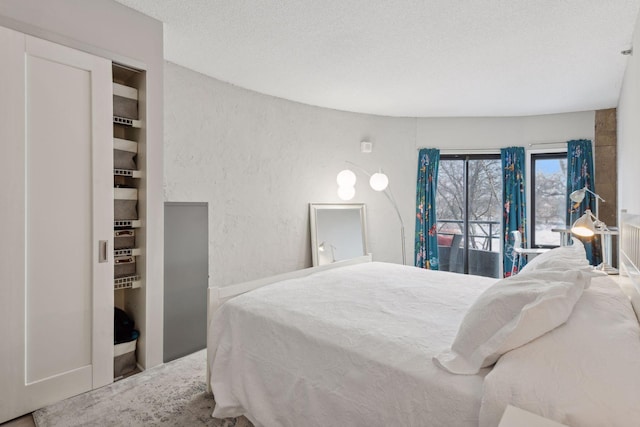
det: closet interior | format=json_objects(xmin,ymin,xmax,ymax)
[{"xmin": 112, "ymin": 63, "xmax": 147, "ymax": 379}]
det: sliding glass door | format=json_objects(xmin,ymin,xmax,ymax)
[{"xmin": 436, "ymin": 155, "xmax": 502, "ymax": 278}]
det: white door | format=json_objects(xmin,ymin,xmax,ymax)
[{"xmin": 0, "ymin": 26, "xmax": 113, "ymax": 422}]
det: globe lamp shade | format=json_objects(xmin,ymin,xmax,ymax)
[
  {"xmin": 369, "ymin": 172, "xmax": 389, "ymax": 191},
  {"xmin": 337, "ymin": 185, "xmax": 355, "ymax": 201},
  {"xmin": 336, "ymin": 169, "xmax": 357, "ymax": 187}
]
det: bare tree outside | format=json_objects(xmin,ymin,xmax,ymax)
[
  {"xmin": 532, "ymin": 157, "xmax": 567, "ymax": 246},
  {"xmin": 436, "ymin": 158, "xmax": 502, "ymax": 252},
  {"xmin": 434, "ymin": 154, "xmax": 566, "ymax": 277},
  {"xmin": 437, "ymin": 159, "xmax": 465, "ymax": 231}
]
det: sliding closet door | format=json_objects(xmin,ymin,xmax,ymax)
[{"xmin": 0, "ymin": 27, "xmax": 113, "ymax": 422}]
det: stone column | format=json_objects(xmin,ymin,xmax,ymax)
[{"xmin": 594, "ymin": 108, "xmax": 617, "ymax": 266}]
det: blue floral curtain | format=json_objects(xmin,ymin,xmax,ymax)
[
  {"xmin": 415, "ymin": 148, "xmax": 440, "ymax": 269},
  {"xmin": 566, "ymin": 139, "xmax": 601, "ymax": 265},
  {"xmin": 501, "ymin": 147, "xmax": 527, "ymax": 277}
]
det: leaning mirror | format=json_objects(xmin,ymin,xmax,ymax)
[{"xmin": 309, "ymin": 203, "xmax": 368, "ymax": 266}]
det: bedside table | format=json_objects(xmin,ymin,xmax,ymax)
[{"xmin": 498, "ymin": 405, "xmax": 568, "ymax": 427}]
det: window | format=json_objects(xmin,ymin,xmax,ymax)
[
  {"xmin": 436, "ymin": 155, "xmax": 502, "ymax": 278},
  {"xmin": 531, "ymin": 153, "xmax": 567, "ymax": 248}
]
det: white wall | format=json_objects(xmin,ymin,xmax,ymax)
[
  {"xmin": 164, "ymin": 62, "xmax": 416, "ymax": 286},
  {"xmin": 0, "ymin": 0, "xmax": 164, "ymax": 369},
  {"xmin": 618, "ymin": 11, "xmax": 640, "ymax": 214},
  {"xmin": 416, "ymin": 113, "xmax": 594, "ymax": 151},
  {"xmin": 165, "ymin": 61, "xmax": 595, "ymax": 287}
]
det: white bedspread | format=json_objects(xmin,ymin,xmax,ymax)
[{"xmin": 208, "ymin": 262, "xmax": 497, "ymax": 426}]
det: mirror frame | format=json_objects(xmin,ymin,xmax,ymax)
[{"xmin": 309, "ymin": 203, "xmax": 369, "ymax": 266}]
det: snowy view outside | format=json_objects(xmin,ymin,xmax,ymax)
[
  {"xmin": 532, "ymin": 156, "xmax": 567, "ymax": 247},
  {"xmin": 436, "ymin": 156, "xmax": 567, "ymax": 252},
  {"xmin": 435, "ymin": 155, "xmax": 567, "ymax": 277},
  {"xmin": 436, "ymin": 158, "xmax": 503, "ymax": 252}
]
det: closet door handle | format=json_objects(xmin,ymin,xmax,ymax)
[{"xmin": 99, "ymin": 240, "xmax": 108, "ymax": 263}]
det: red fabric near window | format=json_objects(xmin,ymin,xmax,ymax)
[{"xmin": 437, "ymin": 234, "xmax": 454, "ymax": 247}]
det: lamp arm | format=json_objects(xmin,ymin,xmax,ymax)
[
  {"xmin": 583, "ymin": 187, "xmax": 605, "ymax": 202},
  {"xmin": 383, "ymin": 186, "xmax": 405, "ymax": 229},
  {"xmin": 382, "ymin": 184, "xmax": 407, "ymax": 265},
  {"xmin": 345, "ymin": 160, "xmax": 373, "ymax": 178},
  {"xmin": 344, "ymin": 160, "xmax": 407, "ymax": 265},
  {"xmin": 585, "ymin": 209, "xmax": 608, "ymax": 231},
  {"xmin": 346, "ymin": 160, "xmax": 400, "ymax": 222}
]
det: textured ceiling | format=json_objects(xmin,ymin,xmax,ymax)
[{"xmin": 115, "ymin": 0, "xmax": 640, "ymax": 117}]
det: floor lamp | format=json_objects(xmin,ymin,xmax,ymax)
[{"xmin": 337, "ymin": 163, "xmax": 406, "ymax": 265}]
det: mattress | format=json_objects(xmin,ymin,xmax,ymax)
[{"xmin": 208, "ymin": 262, "xmax": 497, "ymax": 426}]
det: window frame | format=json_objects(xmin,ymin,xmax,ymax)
[{"xmin": 530, "ymin": 152, "xmax": 567, "ymax": 249}]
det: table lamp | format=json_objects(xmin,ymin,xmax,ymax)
[
  {"xmin": 569, "ymin": 186, "xmax": 607, "ymax": 230},
  {"xmin": 571, "ymin": 209, "xmax": 597, "ymax": 237}
]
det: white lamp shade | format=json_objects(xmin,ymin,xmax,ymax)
[
  {"xmin": 369, "ymin": 172, "xmax": 389, "ymax": 191},
  {"xmin": 336, "ymin": 169, "xmax": 357, "ymax": 187},
  {"xmin": 569, "ymin": 187, "xmax": 586, "ymax": 204},
  {"xmin": 571, "ymin": 210, "xmax": 596, "ymax": 237},
  {"xmin": 337, "ymin": 185, "xmax": 355, "ymax": 201}
]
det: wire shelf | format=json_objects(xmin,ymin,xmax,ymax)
[
  {"xmin": 114, "ymin": 275, "xmax": 141, "ymax": 290},
  {"xmin": 114, "ymin": 220, "xmax": 142, "ymax": 228},
  {"xmin": 114, "ymin": 248, "xmax": 141, "ymax": 257},
  {"xmin": 113, "ymin": 116, "xmax": 141, "ymax": 128},
  {"xmin": 114, "ymin": 169, "xmax": 142, "ymax": 178}
]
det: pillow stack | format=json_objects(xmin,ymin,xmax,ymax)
[{"xmin": 434, "ymin": 240, "xmax": 599, "ymax": 375}]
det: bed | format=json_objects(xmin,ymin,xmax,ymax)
[{"xmin": 207, "ymin": 211, "xmax": 640, "ymax": 427}]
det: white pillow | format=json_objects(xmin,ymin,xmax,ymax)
[
  {"xmin": 433, "ymin": 269, "xmax": 590, "ymax": 375},
  {"xmin": 520, "ymin": 239, "xmax": 589, "ymax": 274}
]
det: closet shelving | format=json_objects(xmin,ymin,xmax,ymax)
[
  {"xmin": 113, "ymin": 82, "xmax": 142, "ymax": 128},
  {"xmin": 114, "ymin": 137, "xmax": 142, "ymax": 178},
  {"xmin": 112, "ymin": 62, "xmax": 147, "ymax": 379},
  {"xmin": 111, "ymin": 62, "xmax": 150, "ymax": 379},
  {"xmin": 112, "ymin": 65, "xmax": 144, "ymax": 296}
]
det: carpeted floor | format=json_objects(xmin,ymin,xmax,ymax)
[{"xmin": 33, "ymin": 350, "xmax": 253, "ymax": 427}]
